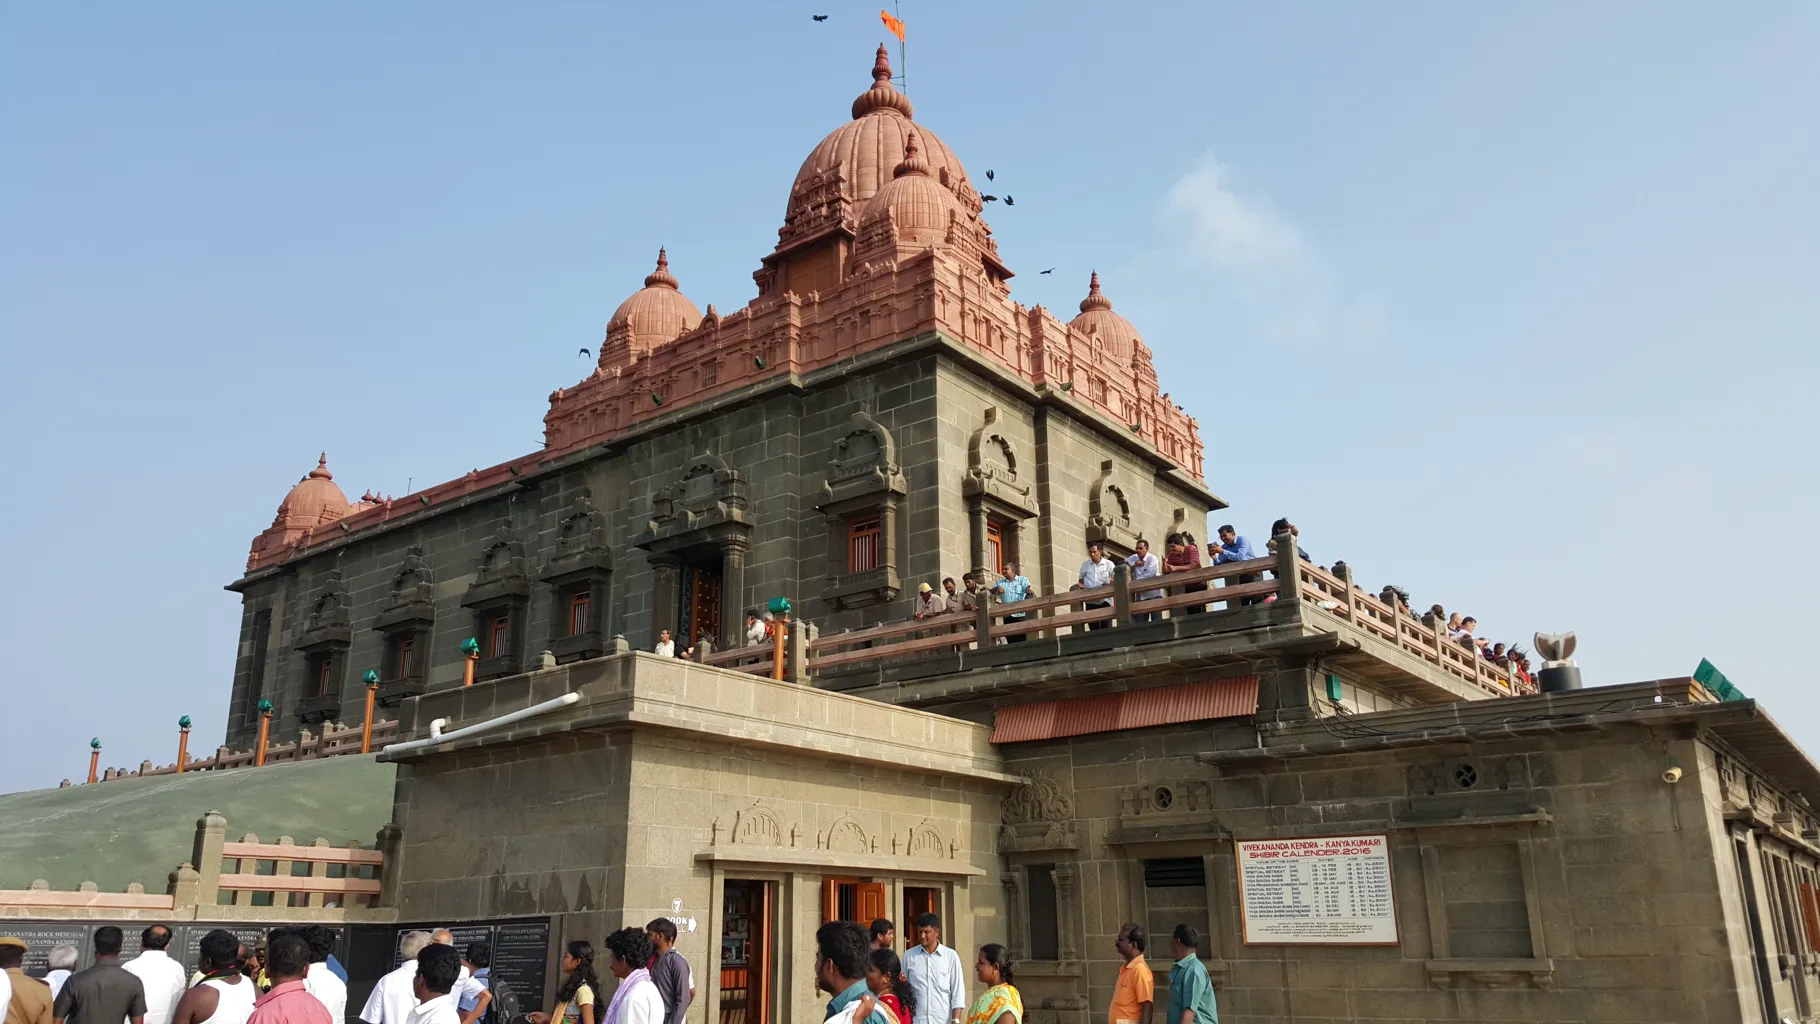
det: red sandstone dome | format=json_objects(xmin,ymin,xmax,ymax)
[
  {"xmin": 860, "ymin": 129, "xmax": 965, "ymax": 245},
  {"xmin": 609, "ymin": 247, "xmax": 703, "ymax": 351},
  {"xmin": 272, "ymin": 453, "xmax": 351, "ymax": 529},
  {"xmin": 785, "ymin": 46, "xmax": 970, "ymax": 229},
  {"xmin": 1068, "ymin": 272, "xmax": 1145, "ymax": 365}
]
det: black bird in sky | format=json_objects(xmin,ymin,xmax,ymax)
[
  {"xmin": 986, "ymin": 169, "xmax": 995, "ymax": 181},
  {"xmin": 578, "ymin": 347, "xmax": 591, "ymax": 359},
  {"xmin": 1039, "ymin": 268, "xmax": 1054, "ymax": 274},
  {"xmin": 981, "ymin": 194, "xmax": 998, "ymax": 202},
  {"xmin": 812, "ymin": 14, "xmax": 828, "ymax": 20},
  {"xmin": 1004, "ymin": 195, "xmax": 1015, "ymax": 206}
]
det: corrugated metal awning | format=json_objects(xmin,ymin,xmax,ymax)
[{"xmin": 990, "ymin": 676, "xmax": 1260, "ymax": 744}]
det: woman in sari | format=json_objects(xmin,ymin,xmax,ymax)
[
  {"xmin": 967, "ymin": 945, "xmax": 1021, "ymax": 1024},
  {"xmin": 527, "ymin": 941, "xmax": 602, "ymax": 1024},
  {"xmin": 866, "ymin": 949, "xmax": 917, "ymax": 1024}
]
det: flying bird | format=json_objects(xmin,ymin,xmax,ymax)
[
  {"xmin": 1039, "ymin": 267, "xmax": 1054, "ymax": 274},
  {"xmin": 812, "ymin": 14, "xmax": 828, "ymax": 21},
  {"xmin": 986, "ymin": 169, "xmax": 995, "ymax": 181},
  {"xmin": 981, "ymin": 194, "xmax": 998, "ymax": 203},
  {"xmin": 1004, "ymin": 195, "xmax": 1015, "ymax": 206},
  {"xmin": 578, "ymin": 347, "xmax": 591, "ymax": 359}
]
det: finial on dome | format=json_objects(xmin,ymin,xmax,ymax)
[
  {"xmin": 894, "ymin": 128, "xmax": 931, "ymax": 178},
  {"xmin": 852, "ymin": 44, "xmax": 914, "ymax": 120},
  {"xmin": 1080, "ymin": 271, "xmax": 1112, "ymax": 313},
  {"xmin": 309, "ymin": 453, "xmax": 333, "ymax": 480},
  {"xmin": 644, "ymin": 247, "xmax": 680, "ymax": 290}
]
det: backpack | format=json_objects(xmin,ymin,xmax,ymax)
[{"xmin": 485, "ymin": 975, "xmax": 522, "ymax": 1024}]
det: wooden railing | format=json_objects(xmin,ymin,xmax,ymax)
[
  {"xmin": 97, "ymin": 719, "xmax": 399, "ymax": 784},
  {"xmin": 0, "ymin": 811, "xmax": 393, "ymax": 920},
  {"xmin": 1296, "ymin": 561, "xmax": 1533, "ymax": 698},
  {"xmin": 808, "ymin": 557, "xmax": 1278, "ymax": 671}
]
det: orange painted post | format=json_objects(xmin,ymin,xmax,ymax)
[
  {"xmin": 461, "ymin": 637, "xmax": 480, "ymax": 686},
  {"xmin": 254, "ymin": 700, "xmax": 273, "ymax": 767},
  {"xmin": 771, "ymin": 617, "xmax": 788, "ymax": 680},
  {"xmin": 361, "ymin": 669, "xmax": 380, "ymax": 753},
  {"xmin": 86, "ymin": 738, "xmax": 101, "ymax": 784},
  {"xmin": 176, "ymin": 716, "xmax": 192, "ymax": 773}
]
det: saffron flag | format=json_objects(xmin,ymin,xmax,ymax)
[{"xmin": 880, "ymin": 9, "xmax": 906, "ymax": 42}]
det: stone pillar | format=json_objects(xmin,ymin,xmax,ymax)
[
  {"xmin": 190, "ymin": 810, "xmax": 227, "ymax": 906},
  {"xmin": 1273, "ymin": 529, "xmax": 1302, "ymax": 603},
  {"xmin": 1001, "ymin": 870, "xmax": 1026, "ymax": 961},
  {"xmin": 1112, "ymin": 562, "xmax": 1132, "ymax": 626},
  {"xmin": 969, "ymin": 501, "xmax": 991, "ymax": 580},
  {"xmin": 650, "ymin": 555, "xmax": 682, "ymax": 643},
  {"xmin": 975, "ymin": 589, "xmax": 994, "ymax": 649},
  {"xmin": 376, "ymin": 822, "xmax": 405, "ymax": 908},
  {"xmin": 787, "ymin": 621, "xmax": 809, "ymax": 683},
  {"xmin": 1053, "ymin": 862, "xmax": 1080, "ymax": 961},
  {"xmin": 721, "ymin": 539, "xmax": 749, "ymax": 651},
  {"xmin": 168, "ymin": 862, "xmax": 201, "ymax": 910},
  {"xmin": 880, "ymin": 496, "xmax": 901, "ymax": 577}
]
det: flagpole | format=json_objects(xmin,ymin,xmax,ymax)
[{"xmin": 896, "ymin": 0, "xmax": 906, "ymax": 93}]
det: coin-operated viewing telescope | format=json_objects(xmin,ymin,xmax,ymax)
[{"xmin": 1534, "ymin": 631, "xmax": 1581, "ymax": 693}]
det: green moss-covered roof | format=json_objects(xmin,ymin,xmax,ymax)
[{"xmin": 0, "ymin": 756, "xmax": 395, "ymax": 891}]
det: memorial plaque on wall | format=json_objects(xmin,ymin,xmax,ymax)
[
  {"xmin": 1236, "ymin": 835, "xmax": 1398, "ymax": 944},
  {"xmin": 488, "ymin": 921, "xmax": 551, "ymax": 1012},
  {"xmin": 4, "ymin": 926, "xmax": 88, "ymax": 976},
  {"xmin": 181, "ymin": 926, "xmax": 271, "ymax": 971}
]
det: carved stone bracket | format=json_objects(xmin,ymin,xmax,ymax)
[
  {"xmin": 373, "ymin": 545, "xmax": 436, "ymax": 631},
  {"xmin": 295, "ymin": 570, "xmax": 351, "ymax": 651},
  {"xmin": 637, "ymin": 453, "xmax": 753, "ymax": 554},
  {"xmin": 963, "ymin": 407, "xmax": 1037, "ymax": 518},
  {"xmin": 1086, "ymin": 460, "xmax": 1139, "ymax": 557},
  {"xmin": 465, "ymin": 523, "xmax": 531, "ymax": 607}
]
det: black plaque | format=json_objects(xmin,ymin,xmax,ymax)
[
  {"xmin": 2, "ymin": 926, "xmax": 87, "ymax": 976},
  {"xmin": 446, "ymin": 926, "xmax": 493, "ymax": 959},
  {"xmin": 181, "ymin": 926, "xmax": 269, "ymax": 973},
  {"xmin": 487, "ymin": 922, "xmax": 551, "ymax": 1013}
]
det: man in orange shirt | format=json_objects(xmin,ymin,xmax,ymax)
[{"xmin": 1107, "ymin": 924, "xmax": 1153, "ymax": 1024}]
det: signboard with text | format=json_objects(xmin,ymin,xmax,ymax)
[{"xmin": 1236, "ymin": 835, "xmax": 1398, "ymax": 945}]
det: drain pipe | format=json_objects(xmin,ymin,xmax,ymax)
[{"xmin": 382, "ymin": 692, "xmax": 581, "ymax": 757}]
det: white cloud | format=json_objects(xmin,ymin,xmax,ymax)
[{"xmin": 1160, "ymin": 150, "xmax": 1381, "ymax": 347}]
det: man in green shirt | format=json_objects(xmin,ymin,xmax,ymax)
[{"xmin": 1166, "ymin": 926, "xmax": 1217, "ymax": 1024}]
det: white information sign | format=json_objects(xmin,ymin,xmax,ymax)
[{"xmin": 1236, "ymin": 834, "xmax": 1398, "ymax": 945}]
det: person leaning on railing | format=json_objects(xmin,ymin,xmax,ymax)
[
  {"xmin": 1162, "ymin": 534, "xmax": 1205, "ymax": 614},
  {"xmin": 1210, "ymin": 525, "xmax": 1265, "ymax": 607},
  {"xmin": 990, "ymin": 564, "xmax": 1034, "ymax": 643}
]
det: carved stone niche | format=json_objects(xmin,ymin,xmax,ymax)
[
  {"xmin": 814, "ymin": 412, "xmax": 906, "ymax": 610},
  {"xmin": 462, "ymin": 522, "xmax": 531, "ymax": 680},
  {"xmin": 636, "ymin": 454, "xmax": 754, "ymax": 648},
  {"xmin": 1401, "ymin": 756, "xmax": 1544, "ymax": 824},
  {"xmin": 374, "ymin": 546, "xmax": 436, "ymax": 707},
  {"xmin": 1086, "ymin": 460, "xmax": 1139, "ymax": 559},
  {"xmin": 1000, "ymin": 768, "xmax": 1080, "ymax": 852},
  {"xmin": 963, "ymin": 407, "xmax": 1037, "ymax": 581},
  {"xmin": 539, "ymin": 492, "xmax": 614, "ymax": 664},
  {"xmin": 1104, "ymin": 779, "xmax": 1226, "ymax": 846},
  {"xmin": 294, "ymin": 570, "xmax": 351, "ymax": 725},
  {"xmin": 1165, "ymin": 507, "xmax": 1199, "ymax": 547}
]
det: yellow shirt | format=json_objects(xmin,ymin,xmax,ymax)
[{"xmin": 1107, "ymin": 957, "xmax": 1154, "ymax": 1024}]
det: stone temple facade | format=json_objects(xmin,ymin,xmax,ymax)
[{"xmin": 216, "ymin": 45, "xmax": 1820, "ymax": 1024}]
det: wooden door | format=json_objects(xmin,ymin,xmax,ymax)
[
  {"xmin": 754, "ymin": 881, "xmax": 773, "ymax": 1024},
  {"xmin": 903, "ymin": 886, "xmax": 939, "ymax": 933},
  {"xmin": 686, "ymin": 564, "xmax": 724, "ymax": 645},
  {"xmin": 857, "ymin": 883, "xmax": 888, "ymax": 925}
]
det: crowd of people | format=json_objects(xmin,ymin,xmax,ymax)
[{"xmin": 823, "ymin": 914, "xmax": 1217, "ymax": 1024}]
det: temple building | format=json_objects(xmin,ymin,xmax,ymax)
[{"xmin": 150, "ymin": 44, "xmax": 1820, "ymax": 1024}]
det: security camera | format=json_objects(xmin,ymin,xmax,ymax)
[{"xmin": 1662, "ymin": 766, "xmax": 1684, "ymax": 784}]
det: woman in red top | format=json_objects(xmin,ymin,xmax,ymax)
[{"xmin": 866, "ymin": 949, "xmax": 916, "ymax": 1024}]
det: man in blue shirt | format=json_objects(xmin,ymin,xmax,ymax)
[
  {"xmin": 1210, "ymin": 526, "xmax": 1264, "ymax": 608},
  {"xmin": 992, "ymin": 563, "xmax": 1034, "ymax": 643},
  {"xmin": 816, "ymin": 922, "xmax": 892, "ymax": 1024},
  {"xmin": 1166, "ymin": 925, "xmax": 1218, "ymax": 1024}
]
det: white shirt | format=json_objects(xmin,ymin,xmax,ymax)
[
  {"xmin": 1079, "ymin": 556, "xmax": 1114, "ymax": 591},
  {"xmin": 1, "ymin": 969, "xmax": 11, "ymax": 1024},
  {"xmin": 614, "ymin": 981, "xmax": 666, "ymax": 1024},
  {"xmin": 407, "ymin": 994, "xmax": 462, "ymax": 1024},
  {"xmin": 45, "ymin": 969, "xmax": 70, "ymax": 1001},
  {"xmin": 902, "ymin": 944, "xmax": 967, "ymax": 1024},
  {"xmin": 198, "ymin": 977, "xmax": 257, "ymax": 1024},
  {"xmin": 654, "ymin": 640, "xmax": 675, "ymax": 657},
  {"xmin": 362, "ymin": 961, "xmax": 420, "ymax": 1024},
  {"xmin": 305, "ymin": 961, "xmax": 349, "ymax": 1022},
  {"xmin": 1125, "ymin": 550, "xmax": 1163, "ymax": 599},
  {"xmin": 125, "ymin": 949, "xmax": 189, "ymax": 1024}
]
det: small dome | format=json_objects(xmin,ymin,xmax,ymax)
[
  {"xmin": 860, "ymin": 129, "xmax": 962, "ymax": 245},
  {"xmin": 1068, "ymin": 271, "xmax": 1145, "ymax": 364},
  {"xmin": 784, "ymin": 46, "xmax": 970, "ymax": 231},
  {"xmin": 609, "ymin": 248, "xmax": 703, "ymax": 351},
  {"xmin": 273, "ymin": 453, "xmax": 351, "ymax": 529}
]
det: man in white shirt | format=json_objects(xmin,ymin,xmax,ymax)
[
  {"xmin": 301, "ymin": 926, "xmax": 348, "ymax": 1022},
  {"xmin": 406, "ymin": 945, "xmax": 462, "ymax": 1024},
  {"xmin": 653, "ymin": 630, "xmax": 676, "ymax": 658},
  {"xmin": 124, "ymin": 926, "xmax": 188, "ymax": 1024},
  {"xmin": 901, "ymin": 914, "xmax": 966, "ymax": 1024},
  {"xmin": 45, "ymin": 946, "xmax": 78, "ymax": 1001},
  {"xmin": 362, "ymin": 931, "xmax": 434, "ymax": 1024},
  {"xmin": 1124, "ymin": 539, "xmax": 1163, "ymax": 622},
  {"xmin": 1078, "ymin": 543, "xmax": 1114, "ymax": 630},
  {"xmin": 427, "ymin": 932, "xmax": 471, "ymax": 993}
]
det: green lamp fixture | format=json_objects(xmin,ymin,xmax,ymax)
[
  {"xmin": 89, "ymin": 737, "xmax": 101, "ymax": 751},
  {"xmin": 767, "ymin": 596, "xmax": 792, "ymax": 617},
  {"xmin": 256, "ymin": 699, "xmax": 274, "ymax": 716},
  {"xmin": 461, "ymin": 637, "xmax": 481, "ymax": 657},
  {"xmin": 363, "ymin": 669, "xmax": 381, "ymax": 686},
  {"xmin": 178, "ymin": 715, "xmax": 192, "ymax": 729}
]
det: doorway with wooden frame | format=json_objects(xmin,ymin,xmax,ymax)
[
  {"xmin": 822, "ymin": 877, "xmax": 889, "ymax": 925},
  {"xmin": 903, "ymin": 885, "xmax": 941, "ymax": 937},
  {"xmin": 719, "ymin": 879, "xmax": 775, "ymax": 1024},
  {"xmin": 681, "ymin": 555, "xmax": 724, "ymax": 650}
]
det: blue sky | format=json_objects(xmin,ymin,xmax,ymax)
[{"xmin": 2, "ymin": 3, "xmax": 1815, "ymax": 792}]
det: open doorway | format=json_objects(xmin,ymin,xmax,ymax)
[
  {"xmin": 720, "ymin": 880, "xmax": 774, "ymax": 1024},
  {"xmin": 903, "ymin": 885, "xmax": 941, "ymax": 935},
  {"xmin": 681, "ymin": 557, "xmax": 724, "ymax": 648},
  {"xmin": 822, "ymin": 878, "xmax": 888, "ymax": 923}
]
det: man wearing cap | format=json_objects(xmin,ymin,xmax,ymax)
[
  {"xmin": 912, "ymin": 583, "xmax": 943, "ymax": 621},
  {"xmin": 2, "ymin": 937, "xmax": 54, "ymax": 1024}
]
